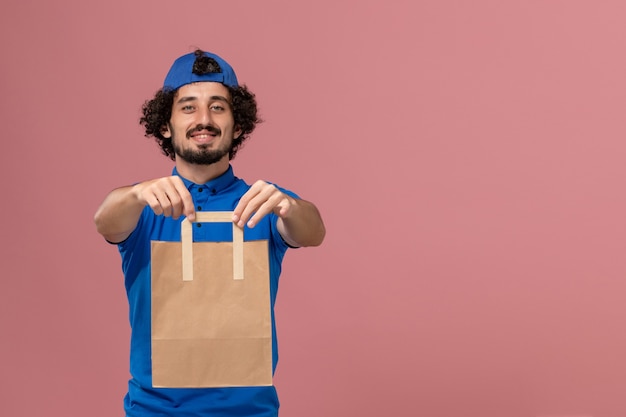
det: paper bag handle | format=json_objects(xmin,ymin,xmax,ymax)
[{"xmin": 181, "ymin": 211, "xmax": 244, "ymax": 281}]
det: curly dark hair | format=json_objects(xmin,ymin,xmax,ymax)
[{"xmin": 139, "ymin": 51, "xmax": 261, "ymax": 160}]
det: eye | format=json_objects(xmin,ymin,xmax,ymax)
[
  {"xmin": 210, "ymin": 104, "xmax": 226, "ymax": 112},
  {"xmin": 181, "ymin": 105, "xmax": 195, "ymax": 112}
]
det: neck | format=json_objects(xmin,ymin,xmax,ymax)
[{"xmin": 174, "ymin": 156, "xmax": 230, "ymax": 184}]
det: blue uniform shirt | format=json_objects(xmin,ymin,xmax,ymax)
[{"xmin": 117, "ymin": 166, "xmax": 296, "ymax": 416}]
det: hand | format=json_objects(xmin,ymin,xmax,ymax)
[
  {"xmin": 133, "ymin": 176, "xmax": 196, "ymax": 221},
  {"xmin": 232, "ymin": 180, "xmax": 295, "ymax": 228}
]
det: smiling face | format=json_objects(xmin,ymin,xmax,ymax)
[{"xmin": 162, "ymin": 82, "xmax": 242, "ymax": 166}]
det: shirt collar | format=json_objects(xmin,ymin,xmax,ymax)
[{"xmin": 172, "ymin": 165, "xmax": 236, "ymax": 193}]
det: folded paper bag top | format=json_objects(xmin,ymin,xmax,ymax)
[{"xmin": 181, "ymin": 211, "xmax": 244, "ymax": 281}]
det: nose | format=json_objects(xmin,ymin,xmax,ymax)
[{"xmin": 197, "ymin": 106, "xmax": 213, "ymax": 126}]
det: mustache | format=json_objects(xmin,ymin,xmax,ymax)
[{"xmin": 186, "ymin": 124, "xmax": 221, "ymax": 138}]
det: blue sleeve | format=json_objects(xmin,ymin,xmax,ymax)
[{"xmin": 118, "ymin": 206, "xmax": 152, "ymax": 289}]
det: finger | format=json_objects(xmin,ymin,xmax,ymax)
[
  {"xmin": 171, "ymin": 177, "xmax": 195, "ymax": 221},
  {"xmin": 153, "ymin": 188, "xmax": 174, "ymax": 217},
  {"xmin": 160, "ymin": 184, "xmax": 183, "ymax": 219},
  {"xmin": 144, "ymin": 192, "xmax": 164, "ymax": 216},
  {"xmin": 233, "ymin": 182, "xmax": 264, "ymax": 224},
  {"xmin": 240, "ymin": 188, "xmax": 279, "ymax": 227},
  {"xmin": 142, "ymin": 177, "xmax": 188, "ymax": 219},
  {"xmin": 248, "ymin": 195, "xmax": 291, "ymax": 227},
  {"xmin": 245, "ymin": 201, "xmax": 273, "ymax": 228},
  {"xmin": 163, "ymin": 178, "xmax": 191, "ymax": 219},
  {"xmin": 274, "ymin": 198, "xmax": 292, "ymax": 218},
  {"xmin": 243, "ymin": 188, "xmax": 287, "ymax": 228}
]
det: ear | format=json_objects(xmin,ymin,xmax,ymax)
[
  {"xmin": 161, "ymin": 124, "xmax": 171, "ymax": 139},
  {"xmin": 234, "ymin": 125, "xmax": 243, "ymax": 139}
]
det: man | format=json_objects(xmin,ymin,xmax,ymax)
[{"xmin": 94, "ymin": 49, "xmax": 325, "ymax": 416}]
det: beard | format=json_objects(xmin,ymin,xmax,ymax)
[{"xmin": 172, "ymin": 124, "xmax": 232, "ymax": 165}]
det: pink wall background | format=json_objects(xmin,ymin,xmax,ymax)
[{"xmin": 2, "ymin": 1, "xmax": 626, "ymax": 416}]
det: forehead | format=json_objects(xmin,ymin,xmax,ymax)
[{"xmin": 174, "ymin": 82, "xmax": 231, "ymax": 101}]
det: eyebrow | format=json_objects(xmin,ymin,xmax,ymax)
[
  {"xmin": 209, "ymin": 95, "xmax": 230, "ymax": 103},
  {"xmin": 175, "ymin": 95, "xmax": 230, "ymax": 105}
]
